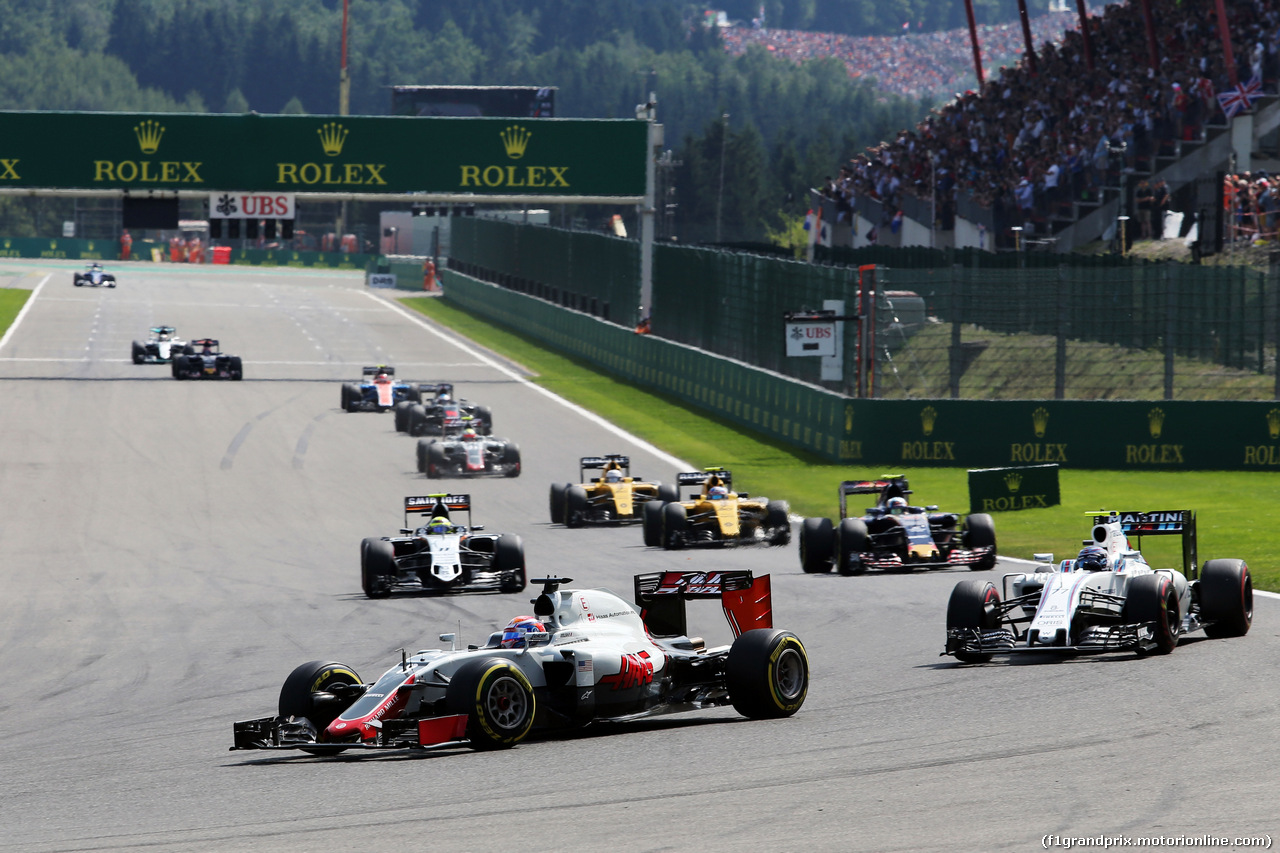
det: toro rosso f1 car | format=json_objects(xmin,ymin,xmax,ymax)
[
  {"xmin": 73, "ymin": 263, "xmax": 115, "ymax": 287},
  {"xmin": 171, "ymin": 339, "xmax": 243, "ymax": 380},
  {"xmin": 643, "ymin": 468, "xmax": 791, "ymax": 550},
  {"xmin": 549, "ymin": 455, "xmax": 679, "ymax": 527},
  {"xmin": 396, "ymin": 383, "xmax": 493, "ymax": 436},
  {"xmin": 361, "ymin": 494, "xmax": 526, "ymax": 597},
  {"xmin": 342, "ymin": 366, "xmax": 422, "ymax": 412},
  {"xmin": 131, "ymin": 326, "xmax": 185, "ymax": 364},
  {"xmin": 799, "ymin": 475, "xmax": 995, "ymax": 575},
  {"xmin": 944, "ymin": 509, "xmax": 1252, "ymax": 663},
  {"xmin": 231, "ymin": 570, "xmax": 808, "ymax": 754}
]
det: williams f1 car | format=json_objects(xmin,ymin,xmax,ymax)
[
  {"xmin": 643, "ymin": 468, "xmax": 791, "ymax": 550},
  {"xmin": 396, "ymin": 383, "xmax": 493, "ymax": 436},
  {"xmin": 231, "ymin": 570, "xmax": 808, "ymax": 754},
  {"xmin": 549, "ymin": 455, "xmax": 679, "ymax": 527},
  {"xmin": 171, "ymin": 339, "xmax": 243, "ymax": 380},
  {"xmin": 361, "ymin": 494, "xmax": 526, "ymax": 597},
  {"xmin": 73, "ymin": 263, "xmax": 115, "ymax": 287},
  {"xmin": 341, "ymin": 366, "xmax": 421, "ymax": 412},
  {"xmin": 131, "ymin": 326, "xmax": 185, "ymax": 364},
  {"xmin": 417, "ymin": 427, "xmax": 520, "ymax": 478},
  {"xmin": 799, "ymin": 475, "xmax": 995, "ymax": 575},
  {"xmin": 944, "ymin": 509, "xmax": 1252, "ymax": 662}
]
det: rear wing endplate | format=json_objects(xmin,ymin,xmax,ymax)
[
  {"xmin": 634, "ymin": 570, "xmax": 771, "ymax": 638},
  {"xmin": 1090, "ymin": 510, "xmax": 1198, "ymax": 578}
]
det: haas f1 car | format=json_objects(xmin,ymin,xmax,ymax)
[
  {"xmin": 73, "ymin": 263, "xmax": 116, "ymax": 287},
  {"xmin": 231, "ymin": 570, "xmax": 808, "ymax": 754},
  {"xmin": 171, "ymin": 339, "xmax": 243, "ymax": 380},
  {"xmin": 342, "ymin": 366, "xmax": 422, "ymax": 412},
  {"xmin": 361, "ymin": 494, "xmax": 526, "ymax": 597},
  {"xmin": 549, "ymin": 455, "xmax": 679, "ymax": 527},
  {"xmin": 131, "ymin": 326, "xmax": 185, "ymax": 364},
  {"xmin": 799, "ymin": 475, "xmax": 995, "ymax": 575},
  {"xmin": 417, "ymin": 426, "xmax": 520, "ymax": 479},
  {"xmin": 643, "ymin": 468, "xmax": 791, "ymax": 550},
  {"xmin": 944, "ymin": 509, "xmax": 1252, "ymax": 663},
  {"xmin": 396, "ymin": 383, "xmax": 493, "ymax": 436}
]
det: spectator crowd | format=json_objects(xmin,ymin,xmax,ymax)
[{"xmin": 773, "ymin": 0, "xmax": 1280, "ymax": 248}]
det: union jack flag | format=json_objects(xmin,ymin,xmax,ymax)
[{"xmin": 1218, "ymin": 75, "xmax": 1262, "ymax": 119}]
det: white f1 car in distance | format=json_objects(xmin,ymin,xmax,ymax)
[
  {"xmin": 944, "ymin": 509, "xmax": 1252, "ymax": 662},
  {"xmin": 232, "ymin": 571, "xmax": 808, "ymax": 754},
  {"xmin": 73, "ymin": 263, "xmax": 115, "ymax": 287},
  {"xmin": 131, "ymin": 326, "xmax": 185, "ymax": 364}
]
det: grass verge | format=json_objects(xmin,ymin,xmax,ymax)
[
  {"xmin": 400, "ymin": 295, "xmax": 1279, "ymax": 592},
  {"xmin": 0, "ymin": 288, "xmax": 31, "ymax": 336}
]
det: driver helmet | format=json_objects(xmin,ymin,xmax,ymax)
[
  {"xmin": 437, "ymin": 392, "xmax": 451, "ymax": 402},
  {"xmin": 887, "ymin": 496, "xmax": 908, "ymax": 515},
  {"xmin": 708, "ymin": 485, "xmax": 729, "ymax": 500},
  {"xmin": 1075, "ymin": 545, "xmax": 1109, "ymax": 572},
  {"xmin": 426, "ymin": 516, "xmax": 451, "ymax": 535},
  {"xmin": 500, "ymin": 615, "xmax": 544, "ymax": 649},
  {"xmin": 605, "ymin": 468, "xmax": 623, "ymax": 483},
  {"xmin": 462, "ymin": 427, "xmax": 478, "ymax": 440},
  {"xmin": 201, "ymin": 342, "xmax": 214, "ymax": 354}
]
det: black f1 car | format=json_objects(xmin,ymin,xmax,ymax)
[
  {"xmin": 799, "ymin": 475, "xmax": 995, "ymax": 575},
  {"xmin": 361, "ymin": 494, "xmax": 526, "ymax": 597},
  {"xmin": 231, "ymin": 570, "xmax": 808, "ymax": 754},
  {"xmin": 417, "ymin": 427, "xmax": 520, "ymax": 478},
  {"xmin": 341, "ymin": 366, "xmax": 422, "ymax": 412},
  {"xmin": 549, "ymin": 455, "xmax": 679, "ymax": 527},
  {"xmin": 73, "ymin": 263, "xmax": 115, "ymax": 287},
  {"xmin": 396, "ymin": 383, "xmax": 493, "ymax": 436},
  {"xmin": 171, "ymin": 339, "xmax": 244, "ymax": 380}
]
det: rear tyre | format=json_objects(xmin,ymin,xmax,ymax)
[
  {"xmin": 228, "ymin": 356, "xmax": 243, "ymax": 381},
  {"xmin": 765, "ymin": 501, "xmax": 790, "ymax": 546},
  {"xmin": 549, "ymin": 483, "xmax": 568, "ymax": 524},
  {"xmin": 445, "ymin": 658, "xmax": 536, "ymax": 750},
  {"xmin": 394, "ymin": 401, "xmax": 413, "ymax": 432},
  {"xmin": 361, "ymin": 537, "xmax": 394, "ymax": 598},
  {"xmin": 278, "ymin": 660, "xmax": 363, "ymax": 753},
  {"xmin": 946, "ymin": 579, "xmax": 1000, "ymax": 663},
  {"xmin": 642, "ymin": 500, "xmax": 664, "ymax": 547},
  {"xmin": 416, "ymin": 439, "xmax": 432, "ymax": 474},
  {"xmin": 474, "ymin": 405, "xmax": 494, "ymax": 435},
  {"xmin": 171, "ymin": 355, "xmax": 187, "ymax": 380},
  {"xmin": 425, "ymin": 442, "xmax": 447, "ymax": 478},
  {"xmin": 656, "ymin": 483, "xmax": 680, "ymax": 504},
  {"xmin": 725, "ymin": 629, "xmax": 808, "ymax": 719},
  {"xmin": 662, "ymin": 502, "xmax": 687, "ymax": 550},
  {"xmin": 340, "ymin": 383, "xmax": 356, "ymax": 411},
  {"xmin": 1199, "ymin": 558, "xmax": 1253, "ymax": 638},
  {"xmin": 564, "ymin": 485, "xmax": 588, "ymax": 528},
  {"xmin": 835, "ymin": 518, "xmax": 870, "ymax": 576},
  {"xmin": 799, "ymin": 517, "xmax": 834, "ymax": 573},
  {"xmin": 502, "ymin": 443, "xmax": 521, "ymax": 477},
  {"xmin": 494, "ymin": 534, "xmax": 526, "ymax": 593},
  {"xmin": 131, "ymin": 341, "xmax": 145, "ymax": 364},
  {"xmin": 962, "ymin": 513, "xmax": 997, "ymax": 570},
  {"xmin": 408, "ymin": 404, "xmax": 427, "ymax": 436},
  {"xmin": 1122, "ymin": 574, "xmax": 1179, "ymax": 655}
]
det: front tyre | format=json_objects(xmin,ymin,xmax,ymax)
[
  {"xmin": 228, "ymin": 356, "xmax": 243, "ymax": 381},
  {"xmin": 947, "ymin": 579, "xmax": 1000, "ymax": 663},
  {"xmin": 564, "ymin": 485, "xmax": 589, "ymax": 528},
  {"xmin": 361, "ymin": 537, "xmax": 394, "ymax": 598},
  {"xmin": 835, "ymin": 518, "xmax": 869, "ymax": 576},
  {"xmin": 131, "ymin": 341, "xmax": 145, "ymax": 364},
  {"xmin": 494, "ymin": 534, "xmax": 526, "ymax": 593},
  {"xmin": 765, "ymin": 500, "xmax": 790, "ymax": 546},
  {"xmin": 277, "ymin": 660, "xmax": 363, "ymax": 752},
  {"xmin": 725, "ymin": 629, "xmax": 809, "ymax": 719},
  {"xmin": 799, "ymin": 517, "xmax": 834, "ymax": 573},
  {"xmin": 962, "ymin": 513, "xmax": 998, "ymax": 570},
  {"xmin": 662, "ymin": 502, "xmax": 687, "ymax": 550},
  {"xmin": 445, "ymin": 658, "xmax": 536, "ymax": 749},
  {"xmin": 1123, "ymin": 574, "xmax": 1179, "ymax": 655},
  {"xmin": 642, "ymin": 500, "xmax": 664, "ymax": 547},
  {"xmin": 1199, "ymin": 558, "xmax": 1253, "ymax": 638},
  {"xmin": 549, "ymin": 483, "xmax": 568, "ymax": 524}
]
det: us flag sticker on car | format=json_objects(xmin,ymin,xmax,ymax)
[{"xmin": 577, "ymin": 659, "xmax": 592, "ymax": 674}]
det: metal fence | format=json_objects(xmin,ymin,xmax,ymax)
[{"xmin": 446, "ymin": 218, "xmax": 1280, "ymax": 401}]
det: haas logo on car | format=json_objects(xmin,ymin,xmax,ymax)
[{"xmin": 600, "ymin": 651, "xmax": 654, "ymax": 691}]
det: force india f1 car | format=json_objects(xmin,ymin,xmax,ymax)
[
  {"xmin": 799, "ymin": 475, "xmax": 996, "ymax": 575},
  {"xmin": 396, "ymin": 383, "xmax": 493, "ymax": 436},
  {"xmin": 944, "ymin": 509, "xmax": 1253, "ymax": 662},
  {"xmin": 549, "ymin": 455, "xmax": 679, "ymax": 527},
  {"xmin": 643, "ymin": 468, "xmax": 791, "ymax": 550},
  {"xmin": 131, "ymin": 326, "xmax": 185, "ymax": 364},
  {"xmin": 417, "ymin": 426, "xmax": 520, "ymax": 479},
  {"xmin": 73, "ymin": 263, "xmax": 116, "ymax": 287},
  {"xmin": 231, "ymin": 570, "xmax": 808, "ymax": 754},
  {"xmin": 341, "ymin": 366, "xmax": 422, "ymax": 412},
  {"xmin": 361, "ymin": 494, "xmax": 526, "ymax": 597},
  {"xmin": 171, "ymin": 339, "xmax": 244, "ymax": 380}
]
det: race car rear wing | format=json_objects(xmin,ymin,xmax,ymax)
[
  {"xmin": 362, "ymin": 365, "xmax": 395, "ymax": 377},
  {"xmin": 675, "ymin": 468, "xmax": 732, "ymax": 497},
  {"xmin": 417, "ymin": 382, "xmax": 454, "ymax": 397},
  {"xmin": 581, "ymin": 455, "xmax": 630, "ymax": 479},
  {"xmin": 404, "ymin": 494, "xmax": 471, "ymax": 526},
  {"xmin": 1090, "ymin": 509, "xmax": 1198, "ymax": 578},
  {"xmin": 838, "ymin": 475, "xmax": 910, "ymax": 518},
  {"xmin": 634, "ymin": 570, "xmax": 771, "ymax": 638}
]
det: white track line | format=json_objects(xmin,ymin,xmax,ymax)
[
  {"xmin": 0, "ymin": 274, "xmax": 50, "ymax": 354},
  {"xmin": 366, "ymin": 290, "xmax": 691, "ymax": 472}
]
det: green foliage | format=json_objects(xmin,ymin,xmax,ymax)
[{"xmin": 764, "ymin": 210, "xmax": 809, "ymax": 257}]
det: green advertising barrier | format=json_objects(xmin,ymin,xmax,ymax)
[
  {"xmin": 223, "ymin": 247, "xmax": 369, "ymax": 269},
  {"xmin": 0, "ymin": 237, "xmax": 119, "ymax": 260},
  {"xmin": 439, "ymin": 271, "xmax": 1280, "ymax": 471},
  {"xmin": 968, "ymin": 465, "xmax": 1061, "ymax": 514},
  {"xmin": 0, "ymin": 111, "xmax": 646, "ymax": 197}
]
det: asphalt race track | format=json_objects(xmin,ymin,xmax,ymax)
[{"xmin": 0, "ymin": 260, "xmax": 1275, "ymax": 853}]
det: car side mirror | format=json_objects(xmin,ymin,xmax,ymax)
[
  {"xmin": 400, "ymin": 528, "xmax": 413, "ymax": 535},
  {"xmin": 471, "ymin": 525, "xmax": 484, "ymax": 531}
]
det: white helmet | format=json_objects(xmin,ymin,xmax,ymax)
[{"xmin": 887, "ymin": 497, "xmax": 908, "ymax": 515}]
